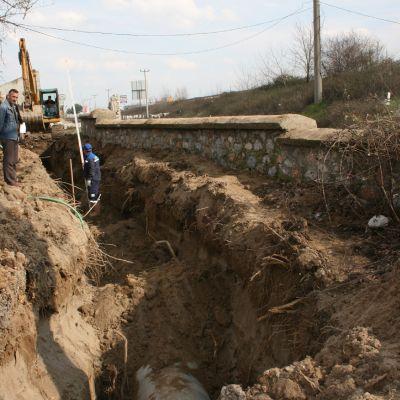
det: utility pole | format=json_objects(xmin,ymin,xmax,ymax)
[
  {"xmin": 92, "ymin": 94, "xmax": 98, "ymax": 109},
  {"xmin": 131, "ymin": 80, "xmax": 146, "ymax": 116},
  {"xmin": 141, "ymin": 69, "xmax": 150, "ymax": 118},
  {"xmin": 106, "ymin": 88, "xmax": 111, "ymax": 106},
  {"xmin": 313, "ymin": 0, "xmax": 322, "ymax": 103}
]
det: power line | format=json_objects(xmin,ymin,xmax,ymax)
[
  {"xmin": 17, "ymin": 15, "xmax": 303, "ymax": 37},
  {"xmin": 14, "ymin": 4, "xmax": 312, "ymax": 38},
  {"xmin": 321, "ymin": 2, "xmax": 400, "ymax": 26},
  {"xmin": 5, "ymin": 7, "xmax": 310, "ymax": 57}
]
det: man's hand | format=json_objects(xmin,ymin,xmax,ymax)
[{"xmin": 86, "ymin": 179, "xmax": 91, "ymax": 187}]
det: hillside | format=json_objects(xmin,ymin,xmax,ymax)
[{"xmin": 123, "ymin": 60, "xmax": 400, "ymax": 128}]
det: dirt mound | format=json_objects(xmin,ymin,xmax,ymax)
[
  {"xmin": 0, "ymin": 148, "xmax": 99, "ymax": 399},
  {"xmin": 220, "ymin": 326, "xmax": 400, "ymax": 399}
]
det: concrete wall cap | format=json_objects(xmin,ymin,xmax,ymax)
[
  {"xmin": 94, "ymin": 114, "xmax": 317, "ymax": 131},
  {"xmin": 277, "ymin": 128, "xmax": 345, "ymax": 147}
]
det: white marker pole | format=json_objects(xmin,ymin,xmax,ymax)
[
  {"xmin": 66, "ymin": 64, "xmax": 84, "ymax": 167},
  {"xmin": 66, "ymin": 63, "xmax": 90, "ymax": 205}
]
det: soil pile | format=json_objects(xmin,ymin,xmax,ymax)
[
  {"xmin": 0, "ymin": 148, "xmax": 98, "ymax": 399},
  {"xmin": 220, "ymin": 325, "xmax": 400, "ymax": 399}
]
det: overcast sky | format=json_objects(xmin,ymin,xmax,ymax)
[{"xmin": 1, "ymin": 0, "xmax": 399, "ymax": 108}]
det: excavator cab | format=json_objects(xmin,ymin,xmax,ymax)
[{"xmin": 40, "ymin": 89, "xmax": 60, "ymax": 123}]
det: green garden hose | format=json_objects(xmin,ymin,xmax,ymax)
[{"xmin": 29, "ymin": 196, "xmax": 85, "ymax": 227}]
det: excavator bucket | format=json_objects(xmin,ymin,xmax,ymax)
[{"xmin": 20, "ymin": 105, "xmax": 45, "ymax": 132}]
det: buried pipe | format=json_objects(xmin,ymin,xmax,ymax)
[{"xmin": 136, "ymin": 364, "xmax": 210, "ymax": 400}]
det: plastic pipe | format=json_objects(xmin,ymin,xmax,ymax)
[
  {"xmin": 66, "ymin": 65, "xmax": 84, "ymax": 167},
  {"xmin": 29, "ymin": 196, "xmax": 84, "ymax": 227},
  {"xmin": 137, "ymin": 365, "xmax": 210, "ymax": 400}
]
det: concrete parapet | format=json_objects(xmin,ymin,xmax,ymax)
[
  {"xmin": 95, "ymin": 114, "xmax": 317, "ymax": 131},
  {"xmin": 80, "ymin": 108, "xmax": 117, "ymax": 120}
]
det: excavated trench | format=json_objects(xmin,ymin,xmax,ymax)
[
  {"xmin": 2, "ymin": 133, "xmax": 400, "ymax": 399},
  {"xmin": 40, "ymin": 136, "xmax": 326, "ymax": 399}
]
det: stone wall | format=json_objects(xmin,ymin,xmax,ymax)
[{"xmin": 80, "ymin": 114, "xmax": 341, "ymax": 182}]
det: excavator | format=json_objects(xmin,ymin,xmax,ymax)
[{"xmin": 18, "ymin": 38, "xmax": 61, "ymax": 131}]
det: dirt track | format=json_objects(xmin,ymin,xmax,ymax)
[{"xmin": 0, "ymin": 135, "xmax": 400, "ymax": 399}]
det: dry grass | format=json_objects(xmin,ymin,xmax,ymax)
[
  {"xmin": 85, "ymin": 234, "xmax": 112, "ymax": 284},
  {"xmin": 324, "ymin": 113, "xmax": 400, "ymax": 221},
  {"xmin": 124, "ymin": 60, "xmax": 400, "ymax": 128}
]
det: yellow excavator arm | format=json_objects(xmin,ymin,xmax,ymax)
[{"xmin": 19, "ymin": 38, "xmax": 40, "ymax": 109}]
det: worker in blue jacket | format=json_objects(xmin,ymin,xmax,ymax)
[{"xmin": 83, "ymin": 143, "xmax": 101, "ymax": 205}]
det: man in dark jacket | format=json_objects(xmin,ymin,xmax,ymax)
[
  {"xmin": 0, "ymin": 89, "xmax": 22, "ymax": 186},
  {"xmin": 83, "ymin": 143, "xmax": 101, "ymax": 204}
]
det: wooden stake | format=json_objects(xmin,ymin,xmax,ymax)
[
  {"xmin": 69, "ymin": 158, "xmax": 76, "ymax": 206},
  {"xmin": 116, "ymin": 331, "xmax": 128, "ymax": 398}
]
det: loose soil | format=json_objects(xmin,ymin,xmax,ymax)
[{"xmin": 0, "ymin": 133, "xmax": 399, "ymax": 399}]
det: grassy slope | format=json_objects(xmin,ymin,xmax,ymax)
[{"xmin": 124, "ymin": 62, "xmax": 400, "ymax": 128}]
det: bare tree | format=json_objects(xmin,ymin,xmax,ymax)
[
  {"xmin": 234, "ymin": 64, "xmax": 259, "ymax": 91},
  {"xmin": 174, "ymin": 86, "xmax": 188, "ymax": 101},
  {"xmin": 159, "ymin": 86, "xmax": 171, "ymax": 102},
  {"xmin": 0, "ymin": 0, "xmax": 39, "ymax": 25},
  {"xmin": 214, "ymin": 84, "xmax": 223, "ymax": 95},
  {"xmin": 0, "ymin": 0, "xmax": 39, "ymax": 53},
  {"xmin": 323, "ymin": 32, "xmax": 387, "ymax": 75},
  {"xmin": 235, "ymin": 45, "xmax": 306, "ymax": 92},
  {"xmin": 291, "ymin": 23, "xmax": 313, "ymax": 82},
  {"xmin": 258, "ymin": 49, "xmax": 297, "ymax": 87}
]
